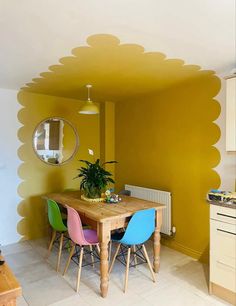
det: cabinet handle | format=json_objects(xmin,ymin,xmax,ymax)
[
  {"xmin": 217, "ymin": 228, "xmax": 236, "ymax": 236},
  {"xmin": 217, "ymin": 212, "xmax": 236, "ymax": 219}
]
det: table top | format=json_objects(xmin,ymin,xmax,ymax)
[
  {"xmin": 44, "ymin": 191, "xmax": 165, "ymax": 223},
  {"xmin": 0, "ymin": 256, "xmax": 21, "ymax": 302}
]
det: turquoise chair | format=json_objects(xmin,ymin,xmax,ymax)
[
  {"xmin": 46, "ymin": 199, "xmax": 68, "ymax": 272},
  {"xmin": 109, "ymin": 208, "xmax": 156, "ymax": 292}
]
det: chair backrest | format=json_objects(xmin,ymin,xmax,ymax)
[
  {"xmin": 119, "ymin": 208, "xmax": 155, "ymax": 245},
  {"xmin": 66, "ymin": 206, "xmax": 89, "ymax": 246},
  {"xmin": 47, "ymin": 199, "xmax": 67, "ymax": 232}
]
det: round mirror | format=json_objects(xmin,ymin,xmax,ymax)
[{"xmin": 33, "ymin": 118, "xmax": 79, "ymax": 165}]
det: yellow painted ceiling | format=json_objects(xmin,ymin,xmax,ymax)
[{"xmin": 22, "ymin": 34, "xmax": 216, "ymax": 102}]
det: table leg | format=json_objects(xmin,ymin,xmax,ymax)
[
  {"xmin": 98, "ymin": 222, "xmax": 110, "ymax": 298},
  {"xmin": 153, "ymin": 210, "xmax": 162, "ymax": 273}
]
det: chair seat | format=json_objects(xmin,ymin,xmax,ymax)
[{"xmin": 83, "ymin": 229, "xmax": 99, "ymax": 244}]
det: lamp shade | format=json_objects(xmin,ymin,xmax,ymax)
[{"xmin": 79, "ymin": 100, "xmax": 99, "ymax": 114}]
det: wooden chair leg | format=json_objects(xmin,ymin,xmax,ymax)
[
  {"xmin": 46, "ymin": 230, "xmax": 56, "ymax": 259},
  {"xmin": 133, "ymin": 245, "xmax": 137, "ymax": 267},
  {"xmin": 56, "ymin": 233, "xmax": 64, "ymax": 272},
  {"xmin": 109, "ymin": 241, "xmax": 112, "ymax": 261},
  {"xmin": 96, "ymin": 244, "xmax": 100, "ymax": 254},
  {"xmin": 142, "ymin": 244, "xmax": 156, "ymax": 282},
  {"xmin": 76, "ymin": 247, "xmax": 84, "ymax": 292},
  {"xmin": 89, "ymin": 245, "xmax": 95, "ymax": 268},
  {"xmin": 109, "ymin": 243, "xmax": 121, "ymax": 274},
  {"xmin": 124, "ymin": 247, "xmax": 131, "ymax": 293},
  {"xmin": 63, "ymin": 243, "xmax": 75, "ymax": 276}
]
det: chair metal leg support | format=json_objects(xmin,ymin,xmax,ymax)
[
  {"xmin": 142, "ymin": 244, "xmax": 156, "ymax": 282},
  {"xmin": 63, "ymin": 243, "xmax": 75, "ymax": 276},
  {"xmin": 76, "ymin": 246, "xmax": 84, "ymax": 292},
  {"xmin": 124, "ymin": 247, "xmax": 131, "ymax": 293},
  {"xmin": 109, "ymin": 243, "xmax": 121, "ymax": 274}
]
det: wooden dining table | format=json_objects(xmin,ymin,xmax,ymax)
[{"xmin": 45, "ymin": 191, "xmax": 165, "ymax": 298}]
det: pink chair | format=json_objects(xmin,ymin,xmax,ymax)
[{"xmin": 63, "ymin": 205, "xmax": 100, "ymax": 292}]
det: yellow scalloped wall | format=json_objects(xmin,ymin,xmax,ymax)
[
  {"xmin": 21, "ymin": 34, "xmax": 214, "ymax": 102},
  {"xmin": 17, "ymin": 34, "xmax": 221, "ymax": 261},
  {"xmin": 17, "ymin": 91, "xmax": 100, "ymax": 240},
  {"xmin": 115, "ymin": 75, "xmax": 221, "ymax": 262}
]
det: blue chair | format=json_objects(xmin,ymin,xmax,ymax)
[{"xmin": 109, "ymin": 208, "xmax": 156, "ymax": 292}]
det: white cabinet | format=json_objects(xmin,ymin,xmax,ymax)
[
  {"xmin": 210, "ymin": 204, "xmax": 236, "ymax": 304},
  {"xmin": 226, "ymin": 76, "xmax": 236, "ymax": 151}
]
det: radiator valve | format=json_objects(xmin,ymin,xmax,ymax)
[{"xmin": 172, "ymin": 226, "xmax": 176, "ymax": 235}]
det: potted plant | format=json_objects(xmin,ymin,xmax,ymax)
[{"xmin": 75, "ymin": 159, "xmax": 117, "ymax": 202}]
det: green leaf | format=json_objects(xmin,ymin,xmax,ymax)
[
  {"xmin": 74, "ymin": 158, "xmax": 116, "ymax": 195},
  {"xmin": 79, "ymin": 160, "xmax": 92, "ymax": 166},
  {"xmin": 102, "ymin": 160, "xmax": 117, "ymax": 166}
]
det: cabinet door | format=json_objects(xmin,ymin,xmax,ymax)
[
  {"xmin": 210, "ymin": 217, "xmax": 236, "ymax": 293},
  {"xmin": 210, "ymin": 219, "xmax": 236, "ymax": 261},
  {"xmin": 210, "ymin": 254, "xmax": 236, "ymax": 292},
  {"xmin": 210, "ymin": 205, "xmax": 236, "ymax": 225}
]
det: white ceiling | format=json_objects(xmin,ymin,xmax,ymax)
[{"xmin": 0, "ymin": 0, "xmax": 235, "ymax": 90}]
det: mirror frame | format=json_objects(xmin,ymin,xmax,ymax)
[{"xmin": 32, "ymin": 117, "xmax": 79, "ymax": 166}]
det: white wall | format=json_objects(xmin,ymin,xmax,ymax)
[
  {"xmin": 0, "ymin": 88, "xmax": 21, "ymax": 245},
  {"xmin": 215, "ymin": 79, "xmax": 236, "ymax": 191}
]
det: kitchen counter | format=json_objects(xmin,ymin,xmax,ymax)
[
  {"xmin": 208, "ymin": 200, "xmax": 236, "ymax": 210},
  {"xmin": 209, "ymin": 203, "xmax": 236, "ymax": 305}
]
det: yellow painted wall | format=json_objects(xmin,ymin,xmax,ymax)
[
  {"xmin": 22, "ymin": 34, "xmax": 211, "ymax": 104},
  {"xmin": 17, "ymin": 91, "xmax": 100, "ymax": 240},
  {"xmin": 100, "ymin": 101, "xmax": 115, "ymax": 181},
  {"xmin": 115, "ymin": 74, "xmax": 221, "ymax": 262}
]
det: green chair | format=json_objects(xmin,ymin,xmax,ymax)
[{"xmin": 46, "ymin": 199, "xmax": 68, "ymax": 272}]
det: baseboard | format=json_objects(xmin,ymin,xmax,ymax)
[
  {"xmin": 161, "ymin": 238, "xmax": 202, "ymax": 260},
  {"xmin": 210, "ymin": 282, "xmax": 236, "ymax": 305}
]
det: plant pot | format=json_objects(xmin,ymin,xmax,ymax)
[
  {"xmin": 83, "ymin": 186, "xmax": 102, "ymax": 199},
  {"xmin": 81, "ymin": 194, "xmax": 105, "ymax": 203}
]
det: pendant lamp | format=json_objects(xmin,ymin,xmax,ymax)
[{"xmin": 79, "ymin": 84, "xmax": 99, "ymax": 114}]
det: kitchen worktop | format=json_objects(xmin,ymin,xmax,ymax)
[{"xmin": 208, "ymin": 200, "xmax": 236, "ymax": 210}]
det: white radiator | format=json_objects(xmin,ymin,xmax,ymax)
[{"xmin": 125, "ymin": 184, "xmax": 172, "ymax": 236}]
